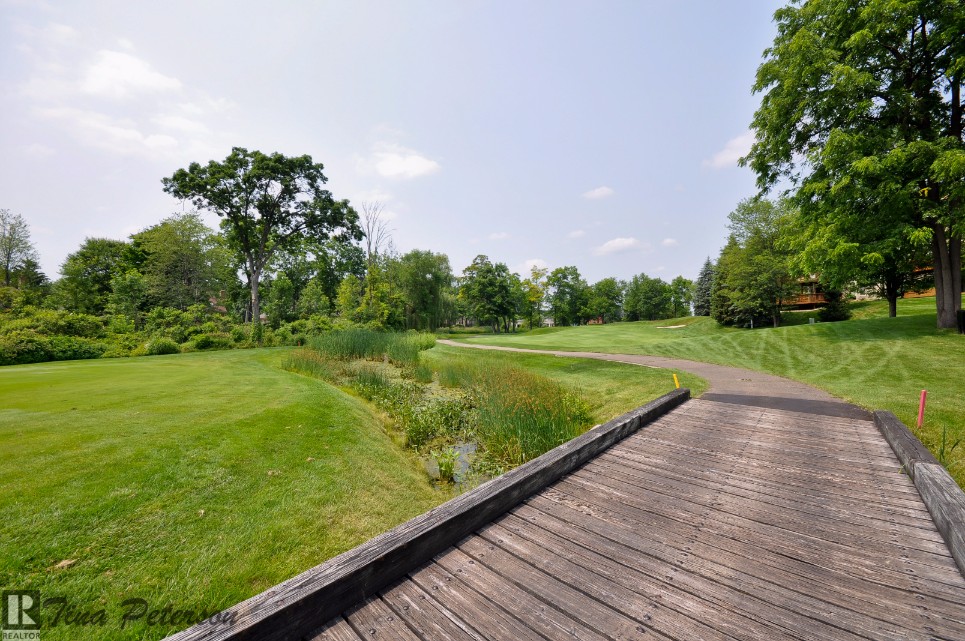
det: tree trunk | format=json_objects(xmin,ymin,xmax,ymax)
[
  {"xmin": 250, "ymin": 268, "xmax": 263, "ymax": 342},
  {"xmin": 932, "ymin": 224, "xmax": 963, "ymax": 329},
  {"xmin": 884, "ymin": 276, "xmax": 899, "ymax": 318}
]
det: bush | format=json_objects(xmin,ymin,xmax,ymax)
[
  {"xmin": 192, "ymin": 333, "xmax": 232, "ymax": 350},
  {"xmin": 0, "ymin": 330, "xmax": 106, "ymax": 365},
  {"xmin": 0, "ymin": 309, "xmax": 104, "ymax": 338},
  {"xmin": 817, "ymin": 290, "xmax": 851, "ymax": 322},
  {"xmin": 145, "ymin": 337, "xmax": 181, "ymax": 356}
]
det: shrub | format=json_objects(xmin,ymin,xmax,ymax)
[
  {"xmin": 0, "ymin": 330, "xmax": 52, "ymax": 365},
  {"xmin": 145, "ymin": 337, "xmax": 181, "ymax": 356},
  {"xmin": 0, "ymin": 330, "xmax": 106, "ymax": 365},
  {"xmin": 817, "ymin": 291, "xmax": 851, "ymax": 322},
  {"xmin": 192, "ymin": 333, "xmax": 232, "ymax": 350}
]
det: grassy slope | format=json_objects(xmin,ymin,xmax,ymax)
[
  {"xmin": 424, "ymin": 344, "xmax": 706, "ymax": 424},
  {"xmin": 0, "ymin": 349, "xmax": 443, "ymax": 640},
  {"xmin": 462, "ymin": 297, "xmax": 965, "ymax": 484}
]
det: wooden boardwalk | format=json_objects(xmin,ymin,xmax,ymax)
[{"xmin": 314, "ymin": 398, "xmax": 965, "ymax": 641}]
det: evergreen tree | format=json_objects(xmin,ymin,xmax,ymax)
[{"xmin": 693, "ymin": 257, "xmax": 715, "ymax": 316}]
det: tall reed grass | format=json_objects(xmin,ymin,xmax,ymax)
[
  {"xmin": 308, "ymin": 329, "xmax": 435, "ymax": 366},
  {"xmin": 433, "ymin": 356, "xmax": 592, "ymax": 467}
]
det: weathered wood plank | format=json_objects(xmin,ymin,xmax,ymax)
[
  {"xmin": 502, "ymin": 508, "xmax": 861, "ymax": 641},
  {"xmin": 914, "ymin": 462, "xmax": 965, "ymax": 579},
  {"xmin": 408, "ymin": 562, "xmax": 548, "ymax": 641},
  {"xmin": 343, "ymin": 598, "xmax": 420, "ymax": 641},
  {"xmin": 479, "ymin": 519, "xmax": 788, "ymax": 641},
  {"xmin": 588, "ymin": 456, "xmax": 949, "ymax": 549},
  {"xmin": 380, "ymin": 580, "xmax": 483, "ymax": 641},
  {"xmin": 457, "ymin": 535, "xmax": 678, "ymax": 641},
  {"xmin": 309, "ymin": 617, "xmax": 363, "ymax": 641},
  {"xmin": 526, "ymin": 494, "xmax": 955, "ymax": 639},
  {"xmin": 163, "ymin": 388, "xmax": 689, "ymax": 641},
  {"xmin": 600, "ymin": 446, "xmax": 939, "ymax": 530},
  {"xmin": 603, "ymin": 439, "xmax": 933, "ymax": 517},
  {"xmin": 874, "ymin": 410, "xmax": 940, "ymax": 480},
  {"xmin": 433, "ymin": 547, "xmax": 610, "ymax": 641},
  {"xmin": 556, "ymin": 471, "xmax": 965, "ymax": 596}
]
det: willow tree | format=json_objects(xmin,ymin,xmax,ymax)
[
  {"xmin": 745, "ymin": 0, "xmax": 965, "ymax": 328},
  {"xmin": 162, "ymin": 148, "xmax": 360, "ymax": 339}
]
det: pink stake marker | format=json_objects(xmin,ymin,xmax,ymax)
[{"xmin": 917, "ymin": 389, "xmax": 927, "ymax": 430}]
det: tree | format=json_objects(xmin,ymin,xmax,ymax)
[
  {"xmin": 359, "ymin": 201, "xmax": 392, "ymax": 265},
  {"xmin": 521, "ymin": 266, "xmax": 548, "ymax": 329},
  {"xmin": 546, "ymin": 266, "xmax": 588, "ymax": 326},
  {"xmin": 130, "ymin": 213, "xmax": 233, "ymax": 310},
  {"xmin": 624, "ymin": 274, "xmax": 672, "ymax": 321},
  {"xmin": 693, "ymin": 258, "xmax": 715, "ymax": 316},
  {"xmin": 0, "ymin": 209, "xmax": 38, "ymax": 287},
  {"xmin": 585, "ymin": 277, "xmax": 624, "ymax": 323},
  {"xmin": 711, "ymin": 198, "xmax": 797, "ymax": 327},
  {"xmin": 108, "ymin": 269, "xmax": 148, "ymax": 328},
  {"xmin": 745, "ymin": 0, "xmax": 965, "ymax": 328},
  {"xmin": 460, "ymin": 255, "xmax": 516, "ymax": 332},
  {"xmin": 397, "ymin": 250, "xmax": 452, "ymax": 331},
  {"xmin": 53, "ymin": 238, "xmax": 131, "ymax": 314},
  {"xmin": 669, "ymin": 276, "xmax": 694, "ymax": 318},
  {"xmin": 162, "ymin": 148, "xmax": 361, "ymax": 340}
]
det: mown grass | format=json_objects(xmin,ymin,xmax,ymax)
[
  {"xmin": 462, "ymin": 297, "xmax": 965, "ymax": 485},
  {"xmin": 0, "ymin": 349, "xmax": 443, "ymax": 640}
]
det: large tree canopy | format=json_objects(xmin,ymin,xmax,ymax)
[
  {"xmin": 745, "ymin": 0, "xmax": 965, "ymax": 328},
  {"xmin": 162, "ymin": 148, "xmax": 361, "ymax": 338}
]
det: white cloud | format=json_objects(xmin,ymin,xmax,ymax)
[
  {"xmin": 23, "ymin": 143, "xmax": 55, "ymax": 157},
  {"xmin": 582, "ymin": 186, "xmax": 614, "ymax": 200},
  {"xmin": 80, "ymin": 50, "xmax": 182, "ymax": 99},
  {"xmin": 152, "ymin": 114, "xmax": 210, "ymax": 135},
  {"xmin": 38, "ymin": 107, "xmax": 178, "ymax": 156},
  {"xmin": 515, "ymin": 258, "xmax": 549, "ymax": 276},
  {"xmin": 567, "ymin": 229, "xmax": 585, "ymax": 239},
  {"xmin": 661, "ymin": 238, "xmax": 678, "ymax": 247},
  {"xmin": 359, "ymin": 142, "xmax": 440, "ymax": 179},
  {"xmin": 488, "ymin": 231, "xmax": 510, "ymax": 240},
  {"xmin": 594, "ymin": 237, "xmax": 643, "ymax": 256},
  {"xmin": 704, "ymin": 130, "xmax": 754, "ymax": 169}
]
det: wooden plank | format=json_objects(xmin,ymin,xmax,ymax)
[
  {"xmin": 525, "ymin": 494, "xmax": 957, "ymax": 639},
  {"xmin": 433, "ymin": 547, "xmax": 611, "ymax": 641},
  {"xmin": 603, "ymin": 439, "xmax": 933, "ymax": 517},
  {"xmin": 380, "ymin": 580, "xmax": 484, "ymax": 641},
  {"xmin": 600, "ymin": 446, "xmax": 939, "ymax": 530},
  {"xmin": 501, "ymin": 508, "xmax": 859, "ymax": 641},
  {"xmin": 457, "ymin": 534, "xmax": 677, "ymax": 641},
  {"xmin": 581, "ymin": 459, "xmax": 949, "ymax": 557},
  {"xmin": 914, "ymin": 462, "xmax": 965, "ymax": 579},
  {"xmin": 556, "ymin": 471, "xmax": 965, "ymax": 595},
  {"xmin": 163, "ymin": 388, "xmax": 690, "ymax": 641},
  {"xmin": 408, "ymin": 562, "xmax": 549, "ymax": 641},
  {"xmin": 874, "ymin": 410, "xmax": 940, "ymax": 480},
  {"xmin": 479, "ymin": 519, "xmax": 789, "ymax": 641},
  {"xmin": 309, "ymin": 617, "xmax": 364, "ymax": 641},
  {"xmin": 565, "ymin": 467, "xmax": 955, "ymax": 568},
  {"xmin": 344, "ymin": 598, "xmax": 421, "ymax": 641}
]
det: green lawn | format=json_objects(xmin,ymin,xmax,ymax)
[
  {"xmin": 462, "ymin": 297, "xmax": 965, "ymax": 485},
  {"xmin": 0, "ymin": 343, "xmax": 704, "ymax": 639},
  {"xmin": 0, "ymin": 349, "xmax": 444, "ymax": 640}
]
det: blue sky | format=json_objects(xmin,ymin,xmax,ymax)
[{"xmin": 1, "ymin": 0, "xmax": 785, "ymax": 283}]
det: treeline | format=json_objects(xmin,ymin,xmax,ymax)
[{"xmin": 0, "ymin": 149, "xmax": 695, "ymax": 365}]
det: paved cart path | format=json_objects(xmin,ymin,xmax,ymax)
[{"xmin": 438, "ymin": 338, "xmax": 871, "ymax": 419}]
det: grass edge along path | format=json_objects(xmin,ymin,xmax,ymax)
[
  {"xmin": 458, "ymin": 298, "xmax": 965, "ymax": 487},
  {"xmin": 0, "ymin": 348, "xmax": 444, "ymax": 641}
]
